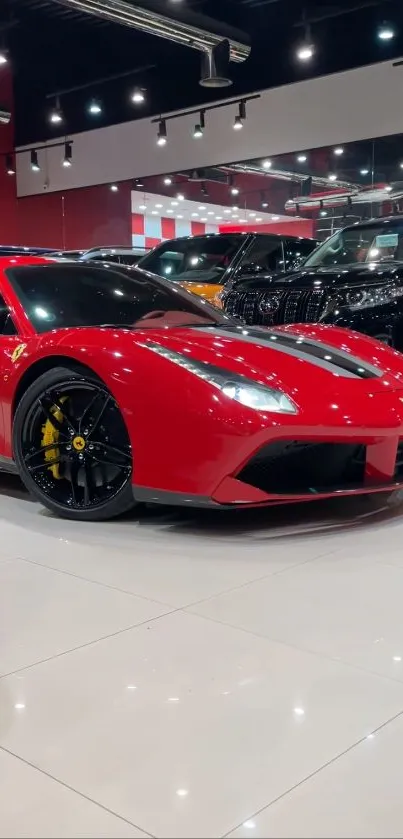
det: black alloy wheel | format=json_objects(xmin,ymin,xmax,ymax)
[{"xmin": 13, "ymin": 367, "xmax": 135, "ymax": 521}]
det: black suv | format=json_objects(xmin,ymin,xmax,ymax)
[{"xmin": 222, "ymin": 217, "xmax": 403, "ymax": 348}]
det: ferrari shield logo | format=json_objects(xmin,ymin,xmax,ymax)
[{"xmin": 11, "ymin": 343, "xmax": 27, "ymax": 363}]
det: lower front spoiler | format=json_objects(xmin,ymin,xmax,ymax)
[{"xmin": 132, "ymin": 479, "xmax": 403, "ymax": 510}]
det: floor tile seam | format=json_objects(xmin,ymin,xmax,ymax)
[
  {"xmin": 14, "ymin": 554, "xmax": 175, "ymax": 609},
  {"xmin": 221, "ymin": 708, "xmax": 403, "ymax": 838},
  {"xmin": 0, "ymin": 606, "xmax": 181, "ymax": 681},
  {"xmin": 183, "ymin": 608, "xmax": 403, "ymax": 687},
  {"xmin": 179, "ymin": 547, "xmax": 340, "ymax": 611},
  {"xmin": 0, "ymin": 745, "xmax": 155, "ymax": 838}
]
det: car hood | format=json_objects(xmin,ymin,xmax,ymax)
[
  {"xmin": 128, "ymin": 322, "xmax": 403, "ymax": 402},
  {"xmin": 232, "ymin": 262, "xmax": 403, "ymax": 291}
]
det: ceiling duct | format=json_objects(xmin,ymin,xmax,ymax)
[{"xmin": 51, "ymin": 0, "xmax": 251, "ymax": 75}]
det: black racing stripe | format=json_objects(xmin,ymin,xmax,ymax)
[{"xmin": 206, "ymin": 326, "xmax": 382, "ymax": 379}]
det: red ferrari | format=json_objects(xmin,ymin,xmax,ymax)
[{"xmin": 0, "ymin": 255, "xmax": 403, "ymax": 520}]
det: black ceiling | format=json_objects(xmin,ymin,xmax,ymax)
[{"xmin": 3, "ymin": 0, "xmax": 403, "ymax": 146}]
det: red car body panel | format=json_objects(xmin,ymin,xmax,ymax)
[{"xmin": 2, "ymin": 255, "xmax": 403, "ymax": 508}]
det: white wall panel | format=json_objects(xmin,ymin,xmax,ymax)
[{"xmin": 16, "ymin": 57, "xmax": 403, "ymax": 197}]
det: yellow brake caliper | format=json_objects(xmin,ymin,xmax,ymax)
[{"xmin": 41, "ymin": 396, "xmax": 69, "ymax": 479}]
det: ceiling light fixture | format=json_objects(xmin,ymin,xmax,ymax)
[
  {"xmin": 296, "ymin": 15, "xmax": 315, "ymax": 62},
  {"xmin": 0, "ymin": 49, "xmax": 8, "ymax": 65},
  {"xmin": 378, "ymin": 21, "xmax": 396, "ymax": 41},
  {"xmin": 88, "ymin": 99, "xmax": 102, "ymax": 115},
  {"xmin": 177, "ymin": 192, "xmax": 185, "ymax": 200},
  {"xmin": 263, "ymin": 159, "xmax": 272, "ymax": 169},
  {"xmin": 5, "ymin": 154, "xmax": 15, "ymax": 175},
  {"xmin": 297, "ymin": 154, "xmax": 307, "ymax": 163},
  {"xmin": 157, "ymin": 119, "xmax": 167, "ymax": 146},
  {"xmin": 62, "ymin": 141, "xmax": 73, "ymax": 167},
  {"xmin": 193, "ymin": 109, "xmax": 205, "ymax": 139},
  {"xmin": 233, "ymin": 100, "xmax": 246, "ymax": 130},
  {"xmin": 164, "ymin": 176, "xmax": 173, "ymax": 185},
  {"xmin": 334, "ymin": 147, "xmax": 344, "ymax": 155},
  {"xmin": 49, "ymin": 96, "xmax": 63, "ymax": 125},
  {"xmin": 328, "ymin": 173, "xmax": 337, "ymax": 181},
  {"xmin": 132, "ymin": 87, "xmax": 145, "ymax": 104},
  {"xmin": 360, "ymin": 168, "xmax": 369, "ymax": 175},
  {"xmin": 30, "ymin": 149, "xmax": 40, "ymax": 172},
  {"xmin": 110, "ymin": 184, "xmax": 118, "ymax": 192}
]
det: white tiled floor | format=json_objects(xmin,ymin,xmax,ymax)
[{"xmin": 2, "ymin": 476, "xmax": 403, "ymax": 837}]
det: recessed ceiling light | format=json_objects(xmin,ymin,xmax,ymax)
[
  {"xmin": 132, "ymin": 87, "xmax": 145, "ymax": 104},
  {"xmin": 256, "ymin": 217, "xmax": 263, "ymax": 221},
  {"xmin": 378, "ymin": 22, "xmax": 396, "ymax": 41},
  {"xmin": 177, "ymin": 193, "xmax": 185, "ymax": 200},
  {"xmin": 88, "ymin": 99, "xmax": 102, "ymax": 115},
  {"xmin": 328, "ymin": 174, "xmax": 337, "ymax": 181},
  {"xmin": 272, "ymin": 215, "xmax": 280, "ymax": 220},
  {"xmin": 151, "ymin": 210, "xmax": 158, "ymax": 215},
  {"xmin": 296, "ymin": 42, "xmax": 315, "ymax": 61},
  {"xmin": 208, "ymin": 211, "xmax": 214, "ymax": 216},
  {"xmin": 201, "ymin": 217, "xmax": 207, "ymax": 221},
  {"xmin": 216, "ymin": 216, "xmax": 222, "ymax": 220},
  {"xmin": 166, "ymin": 209, "xmax": 174, "ymax": 213},
  {"xmin": 224, "ymin": 209, "xmax": 231, "ymax": 214},
  {"xmin": 164, "ymin": 176, "xmax": 173, "ymax": 185},
  {"xmin": 263, "ymin": 159, "xmax": 272, "ymax": 169},
  {"xmin": 360, "ymin": 168, "xmax": 369, "ymax": 175},
  {"xmin": 334, "ymin": 147, "xmax": 344, "ymax": 155},
  {"xmin": 155, "ymin": 203, "xmax": 163, "ymax": 208},
  {"xmin": 192, "ymin": 212, "xmax": 199, "ymax": 217},
  {"xmin": 177, "ymin": 214, "xmax": 183, "ymax": 219},
  {"xmin": 171, "ymin": 201, "xmax": 179, "ymax": 206},
  {"xmin": 249, "ymin": 212, "xmax": 256, "ymax": 217},
  {"xmin": 198, "ymin": 205, "xmax": 206, "ymax": 210},
  {"xmin": 297, "ymin": 154, "xmax": 307, "ymax": 162},
  {"xmin": 110, "ymin": 184, "xmax": 118, "ymax": 192}
]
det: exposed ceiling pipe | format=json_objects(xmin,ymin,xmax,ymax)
[{"xmin": 51, "ymin": 0, "xmax": 251, "ymax": 63}]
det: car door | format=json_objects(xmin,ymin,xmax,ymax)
[{"xmin": 0, "ymin": 292, "xmax": 26, "ymax": 457}]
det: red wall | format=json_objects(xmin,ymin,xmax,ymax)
[
  {"xmin": 220, "ymin": 220, "xmax": 315, "ymax": 238},
  {"xmin": 17, "ymin": 181, "xmax": 132, "ymax": 249},
  {"xmin": 0, "ymin": 65, "xmax": 17, "ymax": 243}
]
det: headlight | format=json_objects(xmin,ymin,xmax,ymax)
[
  {"xmin": 141, "ymin": 341, "xmax": 298, "ymax": 414},
  {"xmin": 345, "ymin": 285, "xmax": 403, "ymax": 310},
  {"xmin": 221, "ymin": 381, "xmax": 297, "ymax": 413}
]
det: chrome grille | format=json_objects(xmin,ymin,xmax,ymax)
[{"xmin": 225, "ymin": 288, "xmax": 328, "ymax": 325}]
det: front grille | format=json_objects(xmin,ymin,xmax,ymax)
[
  {"xmin": 225, "ymin": 288, "xmax": 328, "ymax": 325},
  {"xmin": 238, "ymin": 441, "xmax": 366, "ymax": 495}
]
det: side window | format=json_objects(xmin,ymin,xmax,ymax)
[
  {"xmin": 238, "ymin": 237, "xmax": 285, "ymax": 275},
  {"xmin": 0, "ymin": 295, "xmax": 16, "ymax": 335},
  {"xmin": 284, "ymin": 239, "xmax": 315, "ymax": 270}
]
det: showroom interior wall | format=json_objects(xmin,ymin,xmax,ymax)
[{"xmin": 0, "ymin": 65, "xmax": 17, "ymax": 243}]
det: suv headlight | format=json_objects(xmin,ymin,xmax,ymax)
[
  {"xmin": 141, "ymin": 341, "xmax": 298, "ymax": 414},
  {"xmin": 344, "ymin": 285, "xmax": 403, "ymax": 310}
]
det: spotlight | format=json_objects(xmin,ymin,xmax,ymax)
[
  {"xmin": 296, "ymin": 20, "xmax": 315, "ymax": 62},
  {"xmin": 88, "ymin": 99, "xmax": 102, "ymax": 115},
  {"xmin": 157, "ymin": 119, "xmax": 167, "ymax": 146},
  {"xmin": 320, "ymin": 210, "xmax": 327, "ymax": 217},
  {"xmin": 49, "ymin": 96, "xmax": 63, "ymax": 125},
  {"xmin": 5, "ymin": 154, "xmax": 15, "ymax": 175},
  {"xmin": 193, "ymin": 109, "xmax": 205, "ymax": 138},
  {"xmin": 110, "ymin": 184, "xmax": 118, "ymax": 192},
  {"xmin": 176, "ymin": 192, "xmax": 185, "ymax": 200},
  {"xmin": 62, "ymin": 141, "xmax": 72, "ymax": 167},
  {"xmin": 0, "ymin": 50, "xmax": 8, "ymax": 66},
  {"xmin": 263, "ymin": 159, "xmax": 272, "ymax": 169},
  {"xmin": 164, "ymin": 176, "xmax": 173, "ymax": 185},
  {"xmin": 378, "ymin": 22, "xmax": 395, "ymax": 41},
  {"xmin": 30, "ymin": 150, "xmax": 40, "ymax": 172},
  {"xmin": 297, "ymin": 154, "xmax": 307, "ymax": 163},
  {"xmin": 334, "ymin": 147, "xmax": 344, "ymax": 155},
  {"xmin": 233, "ymin": 100, "xmax": 246, "ymax": 130},
  {"xmin": 132, "ymin": 87, "xmax": 145, "ymax": 104},
  {"xmin": 134, "ymin": 178, "xmax": 144, "ymax": 188},
  {"xmin": 328, "ymin": 173, "xmax": 337, "ymax": 181},
  {"xmin": 360, "ymin": 168, "xmax": 369, "ymax": 175},
  {"xmin": 231, "ymin": 186, "xmax": 239, "ymax": 196},
  {"xmin": 193, "ymin": 123, "xmax": 203, "ymax": 139}
]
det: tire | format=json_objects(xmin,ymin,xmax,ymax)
[{"xmin": 13, "ymin": 366, "xmax": 136, "ymax": 521}]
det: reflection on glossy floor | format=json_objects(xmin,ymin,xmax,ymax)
[{"xmin": 2, "ymin": 477, "xmax": 403, "ymax": 837}]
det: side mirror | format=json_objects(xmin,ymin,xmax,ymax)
[{"xmin": 238, "ymin": 262, "xmax": 267, "ymax": 276}]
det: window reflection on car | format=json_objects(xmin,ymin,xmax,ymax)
[{"xmin": 304, "ymin": 223, "xmax": 403, "ymax": 268}]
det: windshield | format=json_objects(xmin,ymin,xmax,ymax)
[
  {"xmin": 304, "ymin": 223, "xmax": 403, "ymax": 268},
  {"xmin": 138, "ymin": 235, "xmax": 244, "ymax": 284},
  {"xmin": 6, "ymin": 263, "xmax": 229, "ymax": 333}
]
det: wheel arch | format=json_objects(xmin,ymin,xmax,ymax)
[{"xmin": 12, "ymin": 355, "xmax": 102, "ymax": 417}]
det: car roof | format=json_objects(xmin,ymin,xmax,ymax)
[
  {"xmin": 342, "ymin": 215, "xmax": 403, "ymax": 232},
  {"xmin": 147, "ymin": 232, "xmax": 315, "ymax": 246}
]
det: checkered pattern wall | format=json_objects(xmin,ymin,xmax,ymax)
[{"xmin": 131, "ymin": 213, "xmax": 219, "ymax": 249}]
